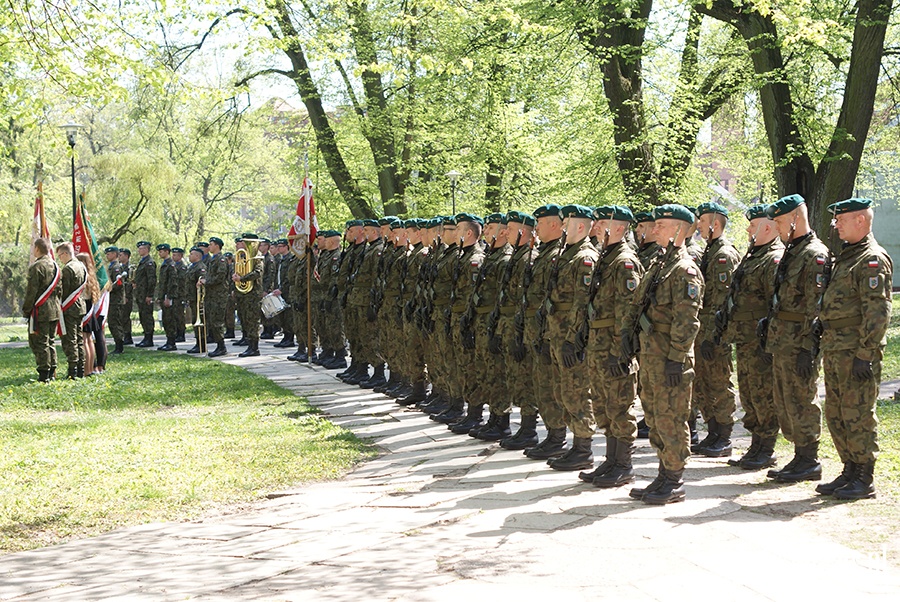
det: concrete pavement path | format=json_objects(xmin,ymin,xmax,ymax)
[{"xmin": 1, "ymin": 340, "xmax": 899, "ymax": 600}]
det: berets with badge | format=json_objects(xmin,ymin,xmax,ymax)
[
  {"xmin": 378, "ymin": 216, "xmax": 401, "ymax": 226},
  {"xmin": 242, "ymin": 232, "xmax": 258, "ymax": 239},
  {"xmin": 695, "ymin": 201, "xmax": 729, "ymax": 218},
  {"xmin": 362, "ymin": 219, "xmax": 379, "ymax": 228},
  {"xmin": 484, "ymin": 212, "xmax": 505, "ymax": 225},
  {"xmin": 766, "ymin": 194, "xmax": 805, "ymax": 218},
  {"xmin": 171, "ymin": 247, "xmax": 184, "ymax": 254},
  {"xmin": 533, "ymin": 204, "xmax": 561, "ymax": 219},
  {"xmin": 594, "ymin": 205, "xmax": 634, "ymax": 222},
  {"xmin": 136, "ymin": 240, "xmax": 151, "ymax": 248},
  {"xmin": 560, "ymin": 204, "xmax": 594, "ymax": 220},
  {"xmin": 224, "ymin": 252, "xmax": 233, "ymax": 259},
  {"xmin": 507, "ymin": 210, "xmax": 536, "ymax": 227},
  {"xmin": 653, "ymin": 203, "xmax": 695, "ymax": 224},
  {"xmin": 321, "ymin": 230, "xmax": 340, "ymax": 238},
  {"xmin": 441, "ymin": 215, "xmax": 456, "ymax": 225},
  {"xmin": 390, "ymin": 220, "xmax": 405, "ymax": 230},
  {"xmin": 104, "ymin": 245, "xmax": 118, "ymax": 253},
  {"xmin": 156, "ymin": 243, "xmax": 171, "ymax": 251},
  {"xmin": 275, "ymin": 238, "xmax": 289, "ymax": 245},
  {"xmin": 403, "ymin": 219, "xmax": 420, "ymax": 229},
  {"xmin": 346, "ymin": 219, "xmax": 364, "ymax": 228},
  {"xmin": 209, "ymin": 236, "xmax": 224, "ymax": 247},
  {"xmin": 745, "ymin": 204, "xmax": 770, "ymax": 221},
  {"xmin": 633, "ymin": 211, "xmax": 655, "ymax": 224},
  {"xmin": 827, "ymin": 197, "xmax": 873, "ymax": 215},
  {"xmin": 119, "ymin": 248, "xmax": 131, "ymax": 256},
  {"xmin": 455, "ymin": 212, "xmax": 484, "ymax": 226},
  {"xmin": 195, "ymin": 241, "xmax": 209, "ymax": 249}
]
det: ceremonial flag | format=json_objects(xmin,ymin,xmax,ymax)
[
  {"xmin": 72, "ymin": 191, "xmax": 110, "ymax": 326},
  {"xmin": 30, "ymin": 163, "xmax": 53, "ymax": 263},
  {"xmin": 288, "ymin": 177, "xmax": 317, "ymax": 256}
]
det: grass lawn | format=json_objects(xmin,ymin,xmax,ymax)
[
  {"xmin": 0, "ymin": 317, "xmax": 28, "ymax": 343},
  {"xmin": 0, "ymin": 347, "xmax": 376, "ymax": 553}
]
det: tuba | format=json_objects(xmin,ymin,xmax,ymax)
[{"xmin": 234, "ymin": 239, "xmax": 263, "ymax": 294}]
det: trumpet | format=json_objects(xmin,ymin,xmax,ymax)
[{"xmin": 234, "ymin": 238, "xmax": 264, "ymax": 294}]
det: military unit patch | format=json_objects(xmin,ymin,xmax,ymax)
[
  {"xmin": 626, "ymin": 278, "xmax": 637, "ymax": 291},
  {"xmin": 816, "ymin": 273, "xmax": 824, "ymax": 285},
  {"xmin": 687, "ymin": 283, "xmax": 699, "ymax": 299},
  {"xmin": 870, "ymin": 276, "xmax": 880, "ymax": 289},
  {"xmin": 583, "ymin": 275, "xmax": 592, "ymax": 286},
  {"xmin": 718, "ymin": 272, "xmax": 728, "ymax": 283}
]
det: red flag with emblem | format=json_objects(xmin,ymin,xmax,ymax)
[{"xmin": 288, "ymin": 177, "xmax": 317, "ymax": 256}]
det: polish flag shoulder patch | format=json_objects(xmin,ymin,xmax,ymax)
[
  {"xmin": 471, "ymin": 261, "xmax": 479, "ymax": 267},
  {"xmin": 686, "ymin": 267, "xmax": 697, "ymax": 276},
  {"xmin": 583, "ymin": 258, "xmax": 594, "ymax": 267},
  {"xmin": 718, "ymin": 257, "xmax": 727, "ymax": 264},
  {"xmin": 868, "ymin": 259, "xmax": 880, "ymax": 269},
  {"xmin": 816, "ymin": 256, "xmax": 826, "ymax": 265},
  {"xmin": 624, "ymin": 260, "xmax": 635, "ymax": 270}
]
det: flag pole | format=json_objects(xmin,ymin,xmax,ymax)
[{"xmin": 304, "ymin": 152, "xmax": 312, "ymax": 365}]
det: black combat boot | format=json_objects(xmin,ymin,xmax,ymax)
[
  {"xmin": 76, "ymin": 363, "xmax": 85, "ymax": 378},
  {"xmin": 549, "ymin": 437, "xmax": 594, "ymax": 471},
  {"xmin": 741, "ymin": 436, "xmax": 777, "ymax": 470},
  {"xmin": 700, "ymin": 422, "xmax": 733, "ymax": 457},
  {"xmin": 579, "ymin": 436, "xmax": 617, "ymax": 483},
  {"xmin": 629, "ymin": 462, "xmax": 665, "ymax": 500},
  {"xmin": 418, "ymin": 389, "xmax": 443, "ymax": 410},
  {"xmin": 397, "ymin": 380, "xmax": 427, "ymax": 406},
  {"xmin": 450, "ymin": 405, "xmax": 484, "ymax": 434},
  {"xmin": 833, "ymin": 461, "xmax": 876, "ymax": 500},
  {"xmin": 500, "ymin": 414, "xmax": 539, "ymax": 450},
  {"xmin": 186, "ymin": 340, "xmax": 202, "ymax": 354},
  {"xmin": 374, "ymin": 371, "xmax": 399, "ymax": 394},
  {"xmin": 387, "ymin": 377, "xmax": 412, "ymax": 399},
  {"xmin": 728, "ymin": 433, "xmax": 761, "ymax": 467},
  {"xmin": 239, "ymin": 340, "xmax": 260, "ymax": 357},
  {"xmin": 49, "ymin": 366, "xmax": 57, "ymax": 381},
  {"xmin": 135, "ymin": 336, "xmax": 154, "ymax": 348},
  {"xmin": 37, "ymin": 370, "xmax": 51, "ymax": 383},
  {"xmin": 208, "ymin": 340, "xmax": 228, "ymax": 357},
  {"xmin": 67, "ymin": 366, "xmax": 77, "ymax": 380},
  {"xmin": 432, "ymin": 400, "xmax": 465, "ymax": 424},
  {"xmin": 421, "ymin": 393, "xmax": 450, "ymax": 416},
  {"xmin": 336, "ymin": 359, "xmax": 357, "ymax": 378},
  {"xmin": 158, "ymin": 337, "xmax": 177, "ymax": 351},
  {"xmin": 642, "ymin": 468, "xmax": 686, "ymax": 504},
  {"xmin": 360, "ymin": 364, "xmax": 387, "ymax": 389},
  {"xmin": 344, "ymin": 364, "xmax": 371, "ymax": 385},
  {"xmin": 816, "ymin": 462, "xmax": 856, "ymax": 496},
  {"xmin": 636, "ymin": 417, "xmax": 650, "ymax": 439},
  {"xmin": 593, "ymin": 439, "xmax": 636, "ymax": 488},
  {"xmin": 224, "ymin": 329, "xmax": 235, "ymax": 339},
  {"xmin": 124, "ymin": 335, "xmax": 134, "ymax": 345},
  {"xmin": 259, "ymin": 326, "xmax": 275, "ymax": 340},
  {"xmin": 233, "ymin": 336, "xmax": 248, "ymax": 347},
  {"xmin": 474, "ymin": 413, "xmax": 511, "ymax": 441},
  {"xmin": 689, "ymin": 411, "xmax": 700, "ymax": 447},
  {"xmin": 175, "ymin": 331, "xmax": 186, "ymax": 343},
  {"xmin": 691, "ymin": 416, "xmax": 717, "ymax": 454},
  {"xmin": 524, "ymin": 427, "xmax": 568, "ymax": 460},
  {"xmin": 774, "ymin": 443, "xmax": 822, "ymax": 483},
  {"xmin": 325, "ymin": 349, "xmax": 348, "ymax": 370},
  {"xmin": 274, "ymin": 333, "xmax": 296, "ymax": 349},
  {"xmin": 111, "ymin": 340, "xmax": 125, "ymax": 355}
]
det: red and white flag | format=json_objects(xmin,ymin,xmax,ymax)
[{"xmin": 288, "ymin": 177, "xmax": 317, "ymax": 255}]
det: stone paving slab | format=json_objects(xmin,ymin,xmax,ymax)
[{"xmin": 2, "ymin": 338, "xmax": 900, "ymax": 600}]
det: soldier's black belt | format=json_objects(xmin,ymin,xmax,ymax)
[
  {"xmin": 732, "ymin": 309, "xmax": 767, "ymax": 322},
  {"xmin": 822, "ymin": 316, "xmax": 862, "ymax": 330},
  {"xmin": 776, "ymin": 311, "xmax": 805, "ymax": 322},
  {"xmin": 590, "ymin": 318, "xmax": 616, "ymax": 329}
]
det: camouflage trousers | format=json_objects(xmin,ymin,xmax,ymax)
[
  {"xmin": 548, "ymin": 330, "xmax": 594, "ymax": 438},
  {"xmin": 772, "ymin": 350, "xmax": 821, "ymax": 447},
  {"xmin": 225, "ymin": 294, "xmax": 236, "ymax": 331},
  {"xmin": 428, "ymin": 308, "xmax": 454, "ymax": 397},
  {"xmin": 107, "ymin": 301, "xmax": 127, "ymax": 343},
  {"xmin": 450, "ymin": 311, "xmax": 475, "ymax": 404},
  {"xmin": 316, "ymin": 300, "xmax": 343, "ymax": 352},
  {"xmin": 376, "ymin": 301, "xmax": 398, "ymax": 366},
  {"xmin": 526, "ymin": 315, "xmax": 563, "ymax": 429},
  {"xmin": 28, "ymin": 320, "xmax": 58, "ymax": 372},
  {"xmin": 823, "ymin": 348, "xmax": 882, "ymax": 464},
  {"xmin": 401, "ymin": 313, "xmax": 426, "ymax": 382},
  {"xmin": 735, "ymin": 342, "xmax": 779, "ymax": 440},
  {"xmin": 279, "ymin": 305, "xmax": 295, "ymax": 336},
  {"xmin": 235, "ymin": 292, "xmax": 260, "ymax": 342},
  {"xmin": 639, "ymin": 353, "xmax": 693, "ymax": 471},
  {"xmin": 693, "ymin": 339, "xmax": 737, "ymax": 427},
  {"xmin": 473, "ymin": 311, "xmax": 508, "ymax": 413},
  {"xmin": 342, "ymin": 301, "xmax": 360, "ymax": 359},
  {"xmin": 348, "ymin": 304, "xmax": 379, "ymax": 365},
  {"xmin": 137, "ymin": 297, "xmax": 154, "ymax": 336},
  {"xmin": 60, "ymin": 309, "xmax": 85, "ymax": 370},
  {"xmin": 501, "ymin": 313, "xmax": 538, "ymax": 417},
  {"xmin": 161, "ymin": 303, "xmax": 179, "ymax": 339},
  {"xmin": 204, "ymin": 293, "xmax": 226, "ymax": 342},
  {"xmin": 588, "ymin": 345, "xmax": 638, "ymax": 443},
  {"xmin": 292, "ymin": 301, "xmax": 316, "ymax": 352}
]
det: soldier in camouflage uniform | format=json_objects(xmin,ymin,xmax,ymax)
[
  {"xmin": 523, "ymin": 205, "xmax": 569, "ymax": 460},
  {"xmin": 155, "ymin": 243, "xmax": 180, "ymax": 351},
  {"xmin": 718, "ymin": 205, "xmax": 784, "ymax": 470},
  {"xmin": 202, "ymin": 237, "xmax": 229, "ymax": 357},
  {"xmin": 416, "ymin": 219, "xmax": 451, "ymax": 413},
  {"xmin": 373, "ymin": 218, "xmax": 406, "ymax": 394},
  {"xmin": 287, "ymin": 243, "xmax": 317, "ymax": 362},
  {"xmin": 184, "ymin": 247, "xmax": 208, "ymax": 354},
  {"xmin": 762, "ymin": 195, "xmax": 830, "ymax": 484},
  {"xmin": 231, "ymin": 234, "xmax": 264, "ymax": 357},
  {"xmin": 105, "ymin": 246, "xmax": 127, "ymax": 354},
  {"xmin": 23, "ymin": 238, "xmax": 62, "ymax": 381},
  {"xmin": 336, "ymin": 220, "xmax": 367, "ymax": 376},
  {"xmin": 632, "ymin": 212, "xmax": 657, "ymax": 439},
  {"xmin": 271, "ymin": 239, "xmax": 295, "ymax": 349},
  {"xmin": 224, "ymin": 252, "xmax": 237, "ymax": 340},
  {"xmin": 546, "ymin": 205, "xmax": 600, "ymax": 471},
  {"xmin": 577, "ymin": 206, "xmax": 643, "ymax": 487},
  {"xmin": 497, "ymin": 212, "xmax": 541, "ymax": 450},
  {"xmin": 343, "ymin": 220, "xmax": 385, "ymax": 385},
  {"xmin": 691, "ymin": 202, "xmax": 741, "ymax": 457},
  {"xmin": 815, "ymin": 198, "xmax": 893, "ymax": 500},
  {"xmin": 259, "ymin": 239, "xmax": 278, "ymax": 340},
  {"xmin": 314, "ymin": 231, "xmax": 345, "ymax": 365},
  {"xmin": 395, "ymin": 219, "xmax": 430, "ymax": 405},
  {"xmin": 133, "ymin": 241, "xmax": 157, "ymax": 347},
  {"xmin": 172, "ymin": 248, "xmax": 188, "ymax": 342},
  {"xmin": 117, "ymin": 248, "xmax": 134, "ymax": 345},
  {"xmin": 55, "ymin": 242, "xmax": 87, "ymax": 378},
  {"xmin": 622, "ymin": 204, "xmax": 704, "ymax": 504},
  {"xmin": 421, "ymin": 217, "xmax": 458, "ymax": 417}
]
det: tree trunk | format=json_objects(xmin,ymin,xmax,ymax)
[{"xmin": 485, "ymin": 160, "xmax": 503, "ymax": 213}]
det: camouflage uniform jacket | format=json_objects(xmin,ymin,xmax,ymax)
[
  {"xmin": 404, "ymin": 243, "xmax": 427, "ymax": 309},
  {"xmin": 348, "ymin": 239, "xmax": 385, "ymax": 307},
  {"xmin": 506, "ymin": 243, "xmax": 538, "ymax": 315},
  {"xmin": 685, "ymin": 237, "xmax": 703, "ymax": 266},
  {"xmin": 432, "ymin": 243, "xmax": 459, "ymax": 310},
  {"xmin": 819, "ymin": 233, "xmax": 893, "ymax": 361},
  {"xmin": 107, "ymin": 260, "xmax": 127, "ymax": 306},
  {"xmin": 548, "ymin": 237, "xmax": 599, "ymax": 342},
  {"xmin": 274, "ymin": 253, "xmax": 293, "ymax": 301},
  {"xmin": 637, "ymin": 241, "xmax": 660, "ymax": 269},
  {"xmin": 450, "ymin": 243, "xmax": 486, "ymax": 315},
  {"xmin": 470, "ymin": 244, "xmax": 511, "ymax": 320},
  {"xmin": 185, "ymin": 260, "xmax": 207, "ymax": 304},
  {"xmin": 22, "ymin": 254, "xmax": 62, "ymax": 322},
  {"xmin": 338, "ymin": 242, "xmax": 365, "ymax": 305},
  {"xmin": 586, "ymin": 241, "xmax": 644, "ymax": 357},
  {"xmin": 381, "ymin": 245, "xmax": 407, "ymax": 308},
  {"xmin": 316, "ymin": 248, "xmax": 341, "ymax": 306},
  {"xmin": 120, "ymin": 261, "xmax": 134, "ymax": 307},
  {"xmin": 528, "ymin": 238, "xmax": 563, "ymax": 328},
  {"xmin": 288, "ymin": 252, "xmax": 312, "ymax": 306},
  {"xmin": 724, "ymin": 238, "xmax": 783, "ymax": 345},
  {"xmin": 764, "ymin": 232, "xmax": 829, "ymax": 353},
  {"xmin": 61, "ymin": 258, "xmax": 88, "ymax": 315},
  {"xmin": 174, "ymin": 259, "xmax": 188, "ymax": 300},
  {"xmin": 625, "ymin": 245, "xmax": 704, "ymax": 362},
  {"xmin": 262, "ymin": 252, "xmax": 276, "ymax": 293},
  {"xmin": 204, "ymin": 253, "xmax": 230, "ymax": 296},
  {"xmin": 133, "ymin": 255, "xmax": 157, "ymax": 301},
  {"xmin": 235, "ymin": 254, "xmax": 263, "ymax": 295},
  {"xmin": 697, "ymin": 236, "xmax": 741, "ymax": 342},
  {"xmin": 156, "ymin": 257, "xmax": 180, "ymax": 303}
]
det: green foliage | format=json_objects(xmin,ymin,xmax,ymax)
[
  {"xmin": 0, "ymin": 347, "xmax": 375, "ymax": 552},
  {"xmin": 0, "ymin": 246, "xmax": 28, "ymax": 317}
]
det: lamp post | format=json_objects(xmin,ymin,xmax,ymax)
[
  {"xmin": 60, "ymin": 122, "xmax": 83, "ymax": 224},
  {"xmin": 445, "ymin": 170, "xmax": 461, "ymax": 215}
]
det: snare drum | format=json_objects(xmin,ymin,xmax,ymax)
[{"xmin": 261, "ymin": 293, "xmax": 287, "ymax": 319}]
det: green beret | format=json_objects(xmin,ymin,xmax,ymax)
[
  {"xmin": 119, "ymin": 248, "xmax": 131, "ymax": 256},
  {"xmin": 233, "ymin": 237, "xmax": 242, "ymax": 243},
  {"xmin": 560, "ymin": 204, "xmax": 594, "ymax": 220},
  {"xmin": 390, "ymin": 220, "xmax": 405, "ymax": 230},
  {"xmin": 695, "ymin": 202, "xmax": 729, "ymax": 218},
  {"xmin": 455, "ymin": 212, "xmax": 484, "ymax": 226},
  {"xmin": 507, "ymin": 210, "xmax": 536, "ymax": 227},
  {"xmin": 322, "ymin": 230, "xmax": 341, "ymax": 238},
  {"xmin": 828, "ymin": 197, "xmax": 873, "ymax": 215},
  {"xmin": 593, "ymin": 205, "xmax": 634, "ymax": 222},
  {"xmin": 653, "ymin": 203, "xmax": 695, "ymax": 224},
  {"xmin": 195, "ymin": 241, "xmax": 209, "ymax": 248},
  {"xmin": 156, "ymin": 243, "xmax": 171, "ymax": 251},
  {"xmin": 171, "ymin": 247, "xmax": 184, "ymax": 254},
  {"xmin": 223, "ymin": 251, "xmax": 233, "ymax": 258},
  {"xmin": 104, "ymin": 246, "xmax": 118, "ymax": 253},
  {"xmin": 208, "ymin": 237, "xmax": 224, "ymax": 247},
  {"xmin": 766, "ymin": 194, "xmax": 805, "ymax": 218},
  {"xmin": 484, "ymin": 213, "xmax": 505, "ymax": 225},
  {"xmin": 362, "ymin": 219, "xmax": 379, "ymax": 228},
  {"xmin": 745, "ymin": 204, "xmax": 770, "ymax": 221},
  {"xmin": 533, "ymin": 204, "xmax": 561, "ymax": 219},
  {"xmin": 189, "ymin": 247, "xmax": 201, "ymax": 254},
  {"xmin": 633, "ymin": 211, "xmax": 655, "ymax": 224},
  {"xmin": 275, "ymin": 238, "xmax": 289, "ymax": 245},
  {"xmin": 241, "ymin": 232, "xmax": 258, "ymax": 239},
  {"xmin": 260, "ymin": 238, "xmax": 271, "ymax": 244},
  {"xmin": 136, "ymin": 241, "xmax": 151, "ymax": 248},
  {"xmin": 403, "ymin": 219, "xmax": 419, "ymax": 229},
  {"xmin": 378, "ymin": 216, "xmax": 401, "ymax": 226},
  {"xmin": 346, "ymin": 219, "xmax": 364, "ymax": 228},
  {"xmin": 442, "ymin": 215, "xmax": 457, "ymax": 225}
]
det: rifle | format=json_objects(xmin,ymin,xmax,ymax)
[
  {"xmin": 461, "ymin": 235, "xmax": 496, "ymax": 349},
  {"xmin": 419, "ymin": 235, "xmax": 442, "ymax": 334},
  {"xmin": 396, "ymin": 242, "xmax": 410, "ymax": 326},
  {"xmin": 713, "ymin": 227, "xmax": 759, "ymax": 345},
  {"xmin": 623, "ymin": 226, "xmax": 681, "ymax": 362},
  {"xmin": 340, "ymin": 241, "xmax": 363, "ymax": 308},
  {"xmin": 533, "ymin": 231, "xmax": 567, "ymax": 350},
  {"xmin": 810, "ymin": 221, "xmax": 837, "ymax": 358},
  {"xmin": 370, "ymin": 239, "xmax": 390, "ymax": 317},
  {"xmin": 574, "ymin": 228, "xmax": 610, "ymax": 355},
  {"xmin": 444, "ymin": 237, "xmax": 466, "ymax": 336},
  {"xmin": 487, "ymin": 229, "xmax": 523, "ymax": 347},
  {"xmin": 757, "ymin": 219, "xmax": 797, "ymax": 352},
  {"xmin": 698, "ymin": 222, "xmax": 715, "ymax": 275},
  {"xmin": 512, "ymin": 237, "xmax": 536, "ymax": 361}
]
